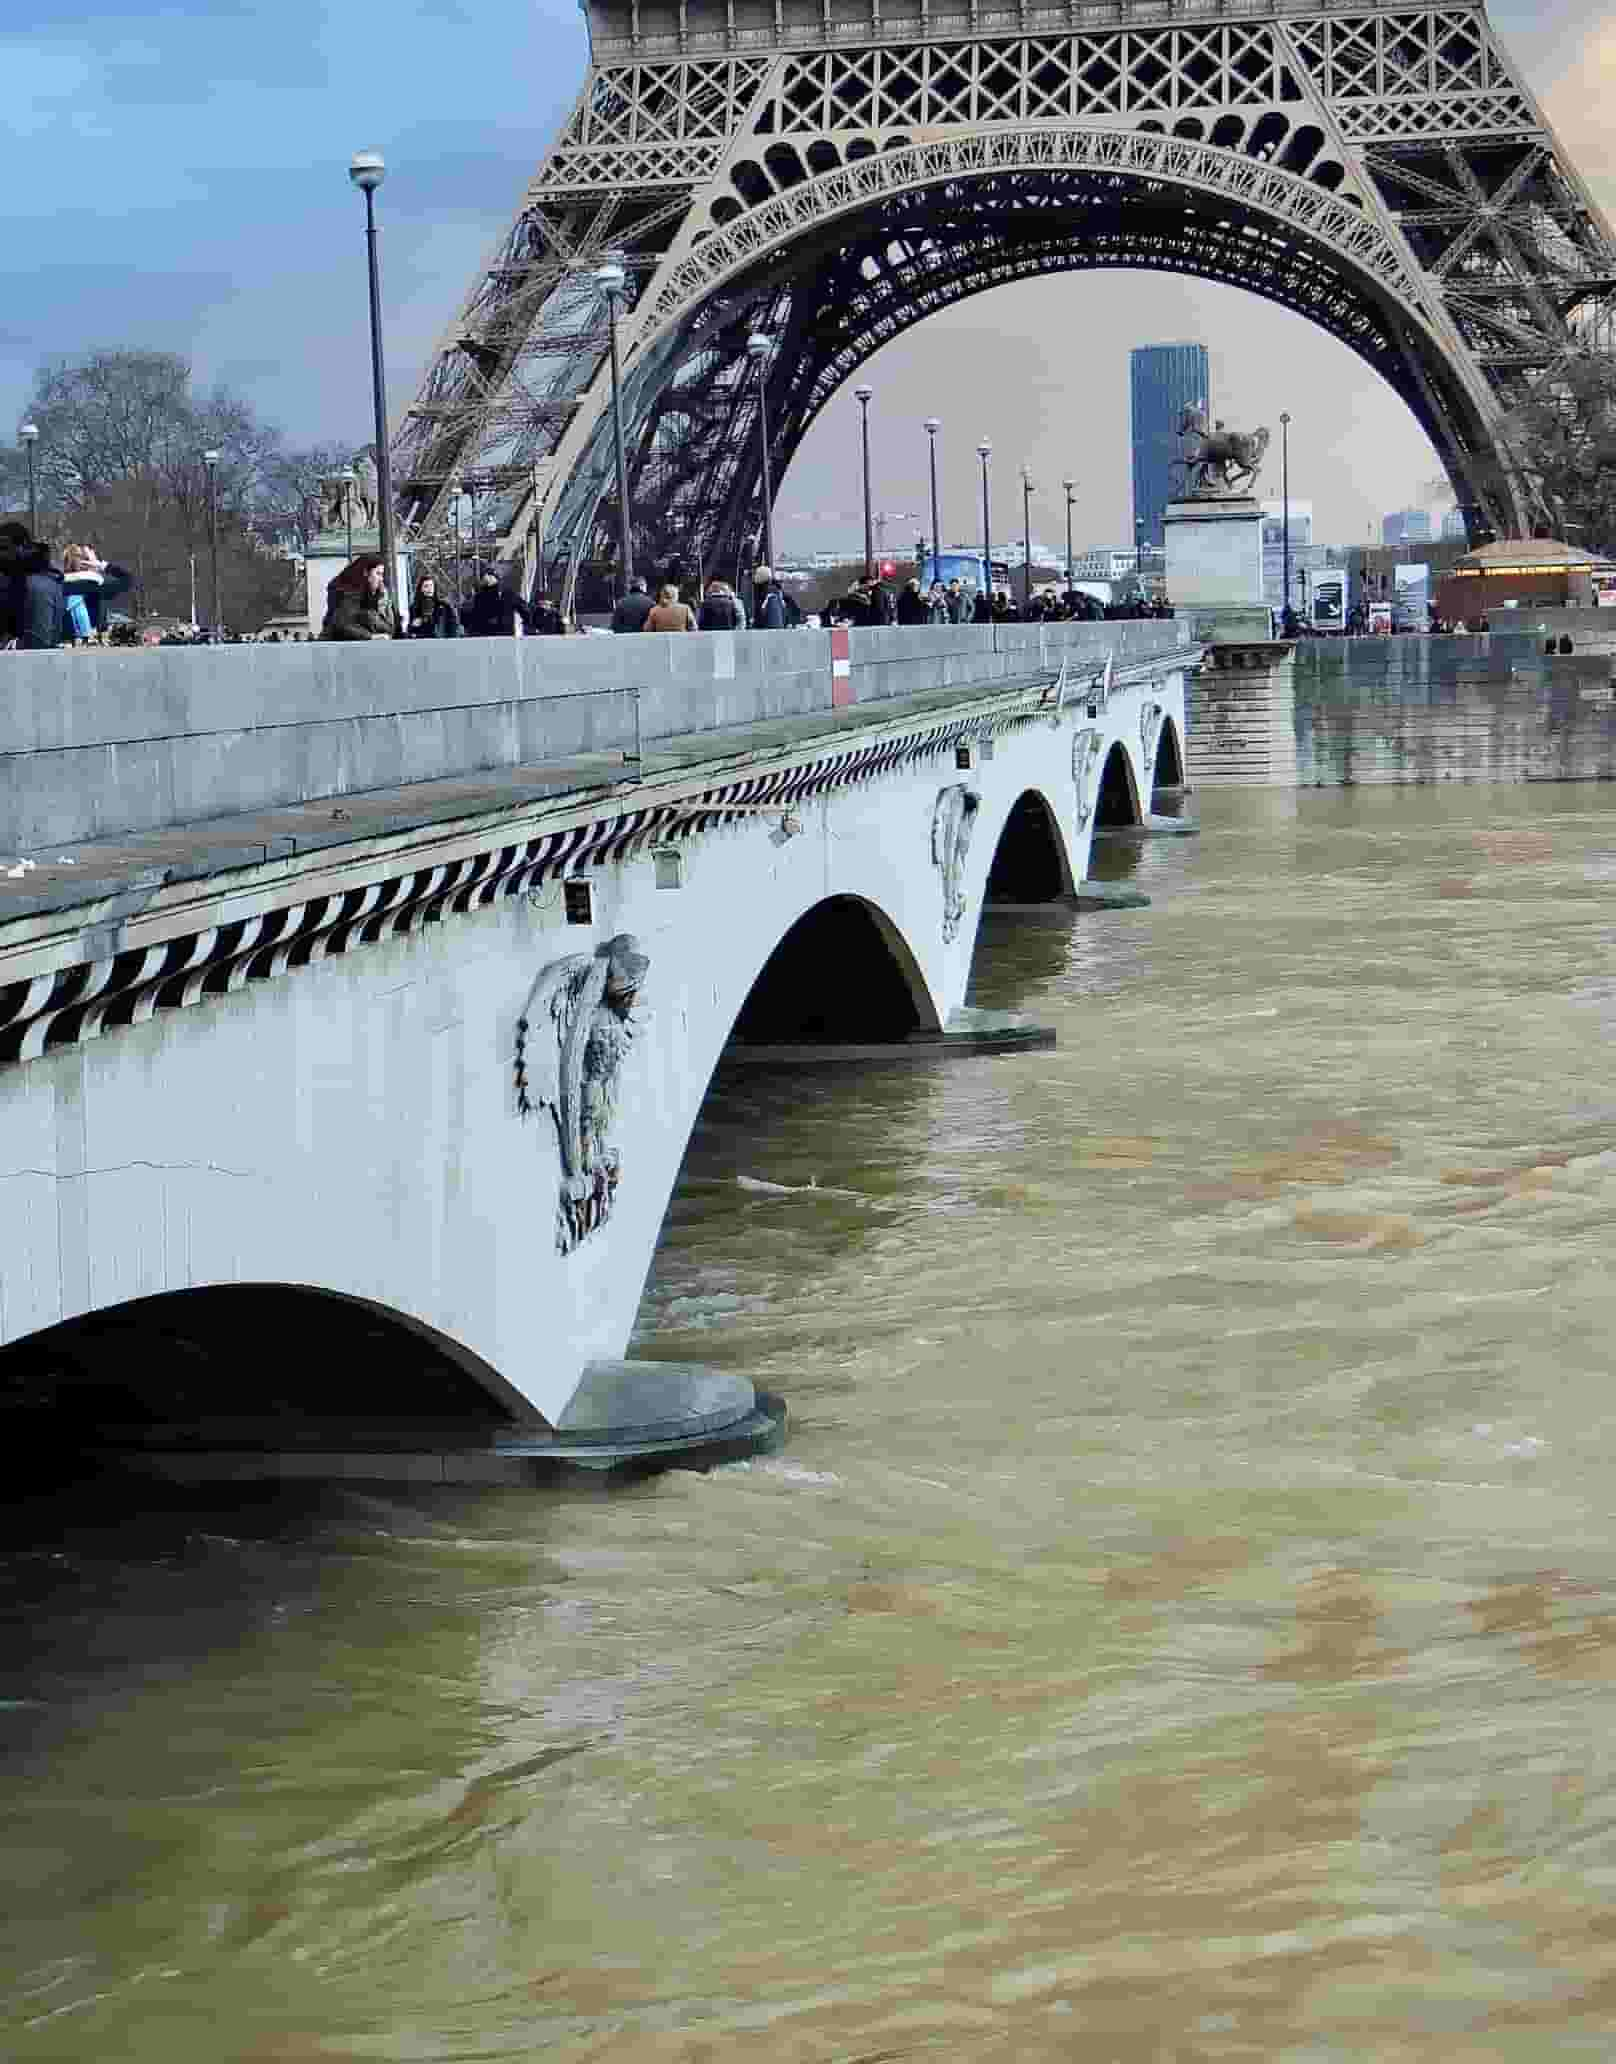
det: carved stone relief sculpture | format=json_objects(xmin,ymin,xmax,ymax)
[
  {"xmin": 1140, "ymin": 700, "xmax": 1164, "ymax": 772},
  {"xmin": 515, "ymin": 933, "xmax": 650, "ymax": 1254},
  {"xmin": 931, "ymin": 783, "xmax": 981, "ymax": 943},
  {"xmin": 1072, "ymin": 727, "xmax": 1104, "ymax": 831}
]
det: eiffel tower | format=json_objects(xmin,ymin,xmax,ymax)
[{"xmin": 392, "ymin": 0, "xmax": 1616, "ymax": 592}]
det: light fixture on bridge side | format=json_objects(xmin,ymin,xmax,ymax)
[
  {"xmin": 348, "ymin": 150, "xmax": 399, "ymax": 618},
  {"xmin": 17, "ymin": 421, "xmax": 38, "ymax": 535},
  {"xmin": 746, "ymin": 333, "xmax": 778, "ymax": 581},
  {"xmin": 653, "ymin": 847, "xmax": 684, "ymax": 890},
  {"xmin": 976, "ymin": 440, "xmax": 992, "ymax": 613},
  {"xmin": 854, "ymin": 383, "xmax": 875, "ymax": 581},
  {"xmin": 923, "ymin": 417, "xmax": 942, "ymax": 588},
  {"xmin": 595, "ymin": 254, "xmax": 634, "ymax": 594},
  {"xmin": 563, "ymin": 878, "xmax": 595, "ymax": 925},
  {"xmin": 202, "ymin": 448, "xmax": 222, "ymax": 638},
  {"xmin": 1062, "ymin": 476, "xmax": 1075, "ymax": 599}
]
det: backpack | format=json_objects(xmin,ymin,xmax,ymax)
[
  {"xmin": 63, "ymin": 593, "xmax": 94, "ymax": 643},
  {"xmin": 699, "ymin": 591, "xmax": 742, "ymax": 631}
]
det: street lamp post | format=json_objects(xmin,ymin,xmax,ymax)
[
  {"xmin": 18, "ymin": 422, "xmax": 38, "ymax": 535},
  {"xmin": 1280, "ymin": 410, "xmax": 1292, "ymax": 626},
  {"xmin": 854, "ymin": 384, "xmax": 875, "ymax": 580},
  {"xmin": 923, "ymin": 417, "xmax": 942, "ymax": 587},
  {"xmin": 1020, "ymin": 467, "xmax": 1034, "ymax": 614},
  {"xmin": 976, "ymin": 439, "xmax": 992, "ymax": 613},
  {"xmin": 595, "ymin": 255, "xmax": 634, "ymax": 591},
  {"xmin": 339, "ymin": 465, "xmax": 356, "ymax": 563},
  {"xmin": 448, "ymin": 478, "xmax": 462, "ymax": 604},
  {"xmin": 1062, "ymin": 476, "xmax": 1075, "ymax": 598},
  {"xmin": 202, "ymin": 448, "xmax": 221, "ymax": 636},
  {"xmin": 348, "ymin": 152, "xmax": 398, "ymax": 617},
  {"xmin": 748, "ymin": 334, "xmax": 776, "ymax": 576}
]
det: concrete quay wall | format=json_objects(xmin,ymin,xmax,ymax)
[
  {"xmin": 0, "ymin": 620, "xmax": 1184, "ymax": 852},
  {"xmin": 1292, "ymin": 626, "xmax": 1616, "ymax": 786}
]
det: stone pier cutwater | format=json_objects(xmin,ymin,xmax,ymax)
[{"xmin": 0, "ymin": 621, "xmax": 1193, "ymax": 1480}]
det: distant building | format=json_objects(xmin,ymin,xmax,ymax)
[
  {"xmin": 1073, "ymin": 547, "xmax": 1139, "ymax": 581},
  {"xmin": 1439, "ymin": 507, "xmax": 1468, "ymax": 541},
  {"xmin": 1131, "ymin": 342, "xmax": 1211, "ymax": 551},
  {"xmin": 1381, "ymin": 507, "xmax": 1432, "ymax": 545},
  {"xmin": 1259, "ymin": 500, "xmax": 1321, "ymax": 611}
]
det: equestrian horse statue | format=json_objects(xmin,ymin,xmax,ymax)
[{"xmin": 1173, "ymin": 406, "xmax": 1271, "ymax": 497}]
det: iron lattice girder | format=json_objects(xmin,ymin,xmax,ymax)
[{"xmin": 393, "ymin": 0, "xmax": 1616, "ymax": 564}]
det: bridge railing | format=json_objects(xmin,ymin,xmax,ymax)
[{"xmin": 0, "ymin": 619, "xmax": 1191, "ymax": 854}]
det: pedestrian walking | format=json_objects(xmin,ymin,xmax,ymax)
[
  {"xmin": 0, "ymin": 523, "xmax": 63, "ymax": 649},
  {"xmin": 697, "ymin": 578, "xmax": 745, "ymax": 631},
  {"xmin": 927, "ymin": 582, "xmax": 950, "ymax": 624},
  {"xmin": 60, "ymin": 543, "xmax": 132, "ymax": 642},
  {"xmin": 529, "ymin": 594, "xmax": 566, "ymax": 635},
  {"xmin": 405, "ymin": 574, "xmax": 461, "ymax": 638},
  {"xmin": 751, "ymin": 565, "xmax": 790, "ymax": 630},
  {"xmin": 610, "ymin": 577, "xmax": 653, "ymax": 633},
  {"xmin": 320, "ymin": 554, "xmax": 397, "ymax": 640},
  {"xmin": 646, "ymin": 581, "xmax": 696, "ymax": 631},
  {"xmin": 461, "ymin": 570, "xmax": 530, "ymax": 637}
]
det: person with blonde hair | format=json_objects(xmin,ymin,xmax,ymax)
[
  {"xmin": 645, "ymin": 581, "xmax": 695, "ymax": 632},
  {"xmin": 60, "ymin": 542, "xmax": 132, "ymax": 642}
]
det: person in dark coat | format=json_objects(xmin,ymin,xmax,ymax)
[
  {"xmin": 405, "ymin": 574, "xmax": 461, "ymax": 639},
  {"xmin": 610, "ymin": 576, "xmax": 653, "ymax": 633},
  {"xmin": 0, "ymin": 522, "xmax": 64, "ymax": 648},
  {"xmin": 971, "ymin": 587, "xmax": 993, "ymax": 624},
  {"xmin": 895, "ymin": 577, "xmax": 929, "ymax": 626},
  {"xmin": 697, "ymin": 578, "xmax": 745, "ymax": 631},
  {"xmin": 462, "ymin": 571, "xmax": 531, "ymax": 637},
  {"xmin": 320, "ymin": 555, "xmax": 397, "ymax": 640}
]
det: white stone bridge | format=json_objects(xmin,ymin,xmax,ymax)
[{"xmin": 0, "ymin": 621, "xmax": 1191, "ymax": 1474}]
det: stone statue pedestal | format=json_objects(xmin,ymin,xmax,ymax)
[
  {"xmin": 305, "ymin": 529, "xmax": 413, "ymax": 637},
  {"xmin": 1164, "ymin": 496, "xmax": 1266, "ymax": 613}
]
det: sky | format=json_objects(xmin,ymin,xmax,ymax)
[{"xmin": 3, "ymin": 0, "xmax": 1612, "ymax": 556}]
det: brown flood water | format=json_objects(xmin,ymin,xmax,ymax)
[{"xmin": 9, "ymin": 783, "xmax": 1616, "ymax": 2060}]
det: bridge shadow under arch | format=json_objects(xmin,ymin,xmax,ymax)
[
  {"xmin": 983, "ymin": 789, "xmax": 1074, "ymax": 907},
  {"xmin": 0, "ymin": 1285, "xmax": 532, "ymax": 1443},
  {"xmin": 728, "ymin": 893, "xmax": 937, "ymax": 1047},
  {"xmin": 1095, "ymin": 743, "xmax": 1144, "ymax": 830},
  {"xmin": 1153, "ymin": 716, "xmax": 1186, "ymax": 799}
]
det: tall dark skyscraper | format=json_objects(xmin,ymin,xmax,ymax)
[{"xmin": 1131, "ymin": 342, "xmax": 1211, "ymax": 550}]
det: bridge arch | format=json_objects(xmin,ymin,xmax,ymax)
[
  {"xmin": 725, "ymin": 891, "xmax": 940, "ymax": 1048},
  {"xmin": 0, "ymin": 1285, "xmax": 537, "ymax": 1435},
  {"xmin": 1153, "ymin": 716, "xmax": 1186, "ymax": 797},
  {"xmin": 1095, "ymin": 741, "xmax": 1144, "ymax": 830},
  {"xmin": 542, "ymin": 120, "xmax": 1514, "ymax": 575},
  {"xmin": 983, "ymin": 788, "xmax": 1074, "ymax": 905}
]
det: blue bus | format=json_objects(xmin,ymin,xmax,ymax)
[{"xmin": 919, "ymin": 550, "xmax": 1009, "ymax": 594}]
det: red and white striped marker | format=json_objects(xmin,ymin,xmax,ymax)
[{"xmin": 830, "ymin": 624, "xmax": 853, "ymax": 707}]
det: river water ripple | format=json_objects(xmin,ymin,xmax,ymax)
[{"xmin": 8, "ymin": 784, "xmax": 1616, "ymax": 2059}]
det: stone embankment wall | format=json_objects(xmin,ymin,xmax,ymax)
[
  {"xmin": 1188, "ymin": 611, "xmax": 1616, "ymax": 790},
  {"xmin": 0, "ymin": 620, "xmax": 1183, "ymax": 852},
  {"xmin": 1293, "ymin": 617, "xmax": 1616, "ymax": 785}
]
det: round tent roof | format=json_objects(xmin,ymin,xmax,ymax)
[{"xmin": 1452, "ymin": 536, "xmax": 1608, "ymax": 573}]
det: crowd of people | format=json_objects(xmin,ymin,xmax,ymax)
[
  {"xmin": 0, "ymin": 522, "xmax": 134, "ymax": 648},
  {"xmin": 0, "ymin": 530, "xmax": 1172, "ymax": 651}
]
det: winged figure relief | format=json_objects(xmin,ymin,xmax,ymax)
[{"xmin": 514, "ymin": 933, "xmax": 650, "ymax": 1254}]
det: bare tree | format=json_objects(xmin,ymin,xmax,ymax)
[{"xmin": 1477, "ymin": 356, "xmax": 1616, "ymax": 554}]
